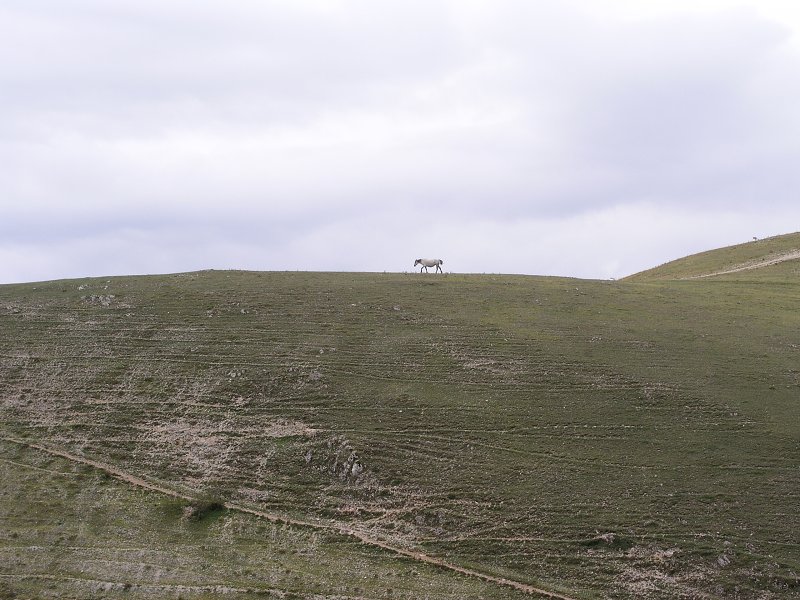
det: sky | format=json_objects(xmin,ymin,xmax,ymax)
[{"xmin": 2, "ymin": 0, "xmax": 800, "ymax": 283}]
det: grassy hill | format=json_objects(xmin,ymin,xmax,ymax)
[
  {"xmin": 625, "ymin": 231, "xmax": 800, "ymax": 281},
  {"xmin": 1, "ymin": 247, "xmax": 799, "ymax": 598}
]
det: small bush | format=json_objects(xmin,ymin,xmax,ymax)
[{"xmin": 183, "ymin": 494, "xmax": 226, "ymax": 522}]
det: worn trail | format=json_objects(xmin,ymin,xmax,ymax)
[{"xmin": 1, "ymin": 435, "xmax": 577, "ymax": 600}]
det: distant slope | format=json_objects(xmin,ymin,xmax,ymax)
[{"xmin": 625, "ymin": 231, "xmax": 800, "ymax": 281}]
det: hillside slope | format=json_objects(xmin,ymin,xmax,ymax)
[
  {"xmin": 625, "ymin": 231, "xmax": 800, "ymax": 281},
  {"xmin": 1, "ymin": 269, "xmax": 799, "ymax": 599}
]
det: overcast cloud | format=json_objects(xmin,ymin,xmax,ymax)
[{"xmin": 2, "ymin": 0, "xmax": 799, "ymax": 283}]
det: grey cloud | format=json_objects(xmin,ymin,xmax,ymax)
[
  {"xmin": 1, "ymin": 1, "xmax": 800, "ymax": 283},
  {"xmin": 474, "ymin": 7, "xmax": 800, "ymax": 211},
  {"xmin": 0, "ymin": 1, "xmax": 467, "ymax": 136}
]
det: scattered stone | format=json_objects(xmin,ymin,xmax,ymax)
[{"xmin": 82, "ymin": 294, "xmax": 116, "ymax": 306}]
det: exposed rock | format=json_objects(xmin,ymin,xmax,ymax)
[
  {"xmin": 82, "ymin": 294, "xmax": 116, "ymax": 307},
  {"xmin": 308, "ymin": 436, "xmax": 368, "ymax": 483}
]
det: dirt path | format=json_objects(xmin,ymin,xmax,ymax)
[
  {"xmin": 1, "ymin": 435, "xmax": 577, "ymax": 600},
  {"xmin": 684, "ymin": 250, "xmax": 800, "ymax": 279}
]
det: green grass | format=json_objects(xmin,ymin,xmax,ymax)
[{"xmin": 1, "ymin": 250, "xmax": 799, "ymax": 598}]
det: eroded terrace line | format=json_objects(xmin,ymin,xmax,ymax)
[{"xmin": 1, "ymin": 435, "xmax": 577, "ymax": 600}]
